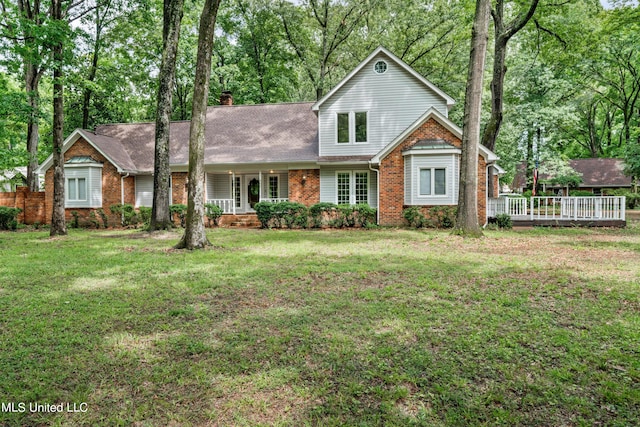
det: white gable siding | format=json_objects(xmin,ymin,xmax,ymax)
[
  {"xmin": 135, "ymin": 175, "xmax": 154, "ymax": 207},
  {"xmin": 318, "ymin": 53, "xmax": 449, "ymax": 157},
  {"xmin": 404, "ymin": 154, "xmax": 459, "ymax": 206}
]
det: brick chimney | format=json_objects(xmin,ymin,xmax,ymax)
[{"xmin": 220, "ymin": 91, "xmax": 233, "ymax": 106}]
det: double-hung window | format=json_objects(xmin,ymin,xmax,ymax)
[
  {"xmin": 337, "ymin": 112, "xmax": 367, "ymax": 144},
  {"xmin": 67, "ymin": 177, "xmax": 87, "ymax": 201},
  {"xmin": 419, "ymin": 168, "xmax": 446, "ymax": 196},
  {"xmin": 337, "ymin": 171, "xmax": 368, "ymax": 205},
  {"xmin": 269, "ymin": 175, "xmax": 279, "ymax": 199}
]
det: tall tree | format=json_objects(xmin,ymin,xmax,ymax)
[
  {"xmin": 454, "ymin": 0, "xmax": 490, "ymax": 237},
  {"xmin": 150, "ymin": 0, "xmax": 185, "ymax": 231},
  {"xmin": 278, "ymin": 0, "xmax": 374, "ymax": 100},
  {"xmin": 175, "ymin": 0, "xmax": 221, "ymax": 250},
  {"xmin": 0, "ymin": 0, "xmax": 48, "ymax": 191},
  {"xmin": 49, "ymin": 0, "xmax": 66, "ymax": 236},
  {"xmin": 481, "ymin": 0, "xmax": 539, "ymax": 197}
]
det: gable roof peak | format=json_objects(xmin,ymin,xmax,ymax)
[{"xmin": 312, "ymin": 46, "xmax": 455, "ymax": 111}]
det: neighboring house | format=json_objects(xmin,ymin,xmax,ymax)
[
  {"xmin": 37, "ymin": 47, "xmax": 499, "ymax": 226},
  {"xmin": 512, "ymin": 158, "xmax": 634, "ymax": 195},
  {"xmin": 0, "ymin": 167, "xmax": 28, "ymax": 192}
]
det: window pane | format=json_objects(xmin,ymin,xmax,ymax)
[
  {"xmin": 355, "ymin": 112, "xmax": 367, "ymax": 142},
  {"xmin": 269, "ymin": 176, "xmax": 278, "ymax": 199},
  {"xmin": 355, "ymin": 172, "xmax": 368, "ymax": 204},
  {"xmin": 337, "ymin": 172, "xmax": 350, "ymax": 204},
  {"xmin": 234, "ymin": 177, "xmax": 241, "ymax": 208},
  {"xmin": 68, "ymin": 178, "xmax": 77, "ymax": 200},
  {"xmin": 77, "ymin": 178, "xmax": 86, "ymax": 200},
  {"xmin": 337, "ymin": 113, "xmax": 349, "ymax": 143},
  {"xmin": 434, "ymin": 169, "xmax": 446, "ymax": 195},
  {"xmin": 419, "ymin": 169, "xmax": 431, "ymax": 195}
]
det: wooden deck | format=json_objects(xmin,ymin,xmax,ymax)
[{"xmin": 489, "ymin": 196, "xmax": 627, "ymax": 228}]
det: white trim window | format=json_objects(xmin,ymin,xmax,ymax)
[
  {"xmin": 67, "ymin": 177, "xmax": 87, "ymax": 201},
  {"xmin": 269, "ymin": 175, "xmax": 279, "ymax": 199},
  {"xmin": 419, "ymin": 167, "xmax": 447, "ymax": 196},
  {"xmin": 336, "ymin": 171, "xmax": 369, "ymax": 205},
  {"xmin": 336, "ymin": 112, "xmax": 368, "ymax": 144},
  {"xmin": 64, "ymin": 163, "xmax": 102, "ymax": 208}
]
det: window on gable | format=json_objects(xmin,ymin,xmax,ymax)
[
  {"xmin": 337, "ymin": 113, "xmax": 350, "ymax": 143},
  {"xmin": 419, "ymin": 168, "xmax": 446, "ymax": 196},
  {"xmin": 336, "ymin": 112, "xmax": 368, "ymax": 144},
  {"xmin": 355, "ymin": 112, "xmax": 367, "ymax": 143}
]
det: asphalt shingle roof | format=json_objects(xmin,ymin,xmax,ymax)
[{"xmin": 93, "ymin": 102, "xmax": 318, "ymax": 172}]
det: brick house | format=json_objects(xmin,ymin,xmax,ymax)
[{"xmin": 38, "ymin": 47, "xmax": 499, "ymax": 226}]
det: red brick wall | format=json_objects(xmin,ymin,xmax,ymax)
[
  {"xmin": 378, "ymin": 117, "xmax": 488, "ymax": 226},
  {"xmin": 288, "ymin": 169, "xmax": 320, "ymax": 206},
  {"xmin": 44, "ymin": 137, "xmax": 125, "ymax": 226},
  {"xmin": 0, "ymin": 187, "xmax": 46, "ymax": 224},
  {"xmin": 171, "ymin": 172, "xmax": 188, "ymax": 205}
]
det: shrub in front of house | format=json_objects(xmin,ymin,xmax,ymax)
[
  {"xmin": 403, "ymin": 206, "xmax": 427, "ymax": 228},
  {"xmin": 110, "ymin": 204, "xmax": 139, "ymax": 227},
  {"xmin": 170, "ymin": 204, "xmax": 187, "ymax": 227},
  {"xmin": 429, "ymin": 206, "xmax": 456, "ymax": 228},
  {"xmin": 569, "ymin": 190, "xmax": 595, "ymax": 197},
  {"xmin": 138, "ymin": 206, "xmax": 152, "ymax": 228},
  {"xmin": 495, "ymin": 213, "xmax": 513, "ymax": 229},
  {"xmin": 604, "ymin": 189, "xmax": 640, "ymax": 209},
  {"xmin": 309, "ymin": 202, "xmax": 338, "ymax": 228},
  {"xmin": 0, "ymin": 206, "xmax": 22, "ymax": 230},
  {"xmin": 204, "ymin": 203, "xmax": 223, "ymax": 226},
  {"xmin": 255, "ymin": 201, "xmax": 309, "ymax": 229}
]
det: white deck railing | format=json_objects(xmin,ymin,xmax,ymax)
[
  {"xmin": 487, "ymin": 197, "xmax": 528, "ymax": 217},
  {"xmin": 206, "ymin": 197, "xmax": 290, "ymax": 215},
  {"xmin": 207, "ymin": 199, "xmax": 235, "ymax": 214},
  {"xmin": 530, "ymin": 196, "xmax": 625, "ymax": 221}
]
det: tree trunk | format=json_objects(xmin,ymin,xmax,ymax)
[
  {"xmin": 25, "ymin": 63, "xmax": 42, "ymax": 192},
  {"xmin": 481, "ymin": 0, "xmax": 539, "ymax": 197},
  {"xmin": 81, "ymin": 24, "xmax": 101, "ymax": 129},
  {"xmin": 50, "ymin": 0, "xmax": 67, "ymax": 236},
  {"xmin": 175, "ymin": 0, "xmax": 220, "ymax": 250},
  {"xmin": 453, "ymin": 0, "xmax": 491, "ymax": 238},
  {"xmin": 150, "ymin": 0, "xmax": 185, "ymax": 231}
]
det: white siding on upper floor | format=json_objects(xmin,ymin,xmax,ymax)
[{"xmin": 318, "ymin": 52, "xmax": 450, "ymax": 157}]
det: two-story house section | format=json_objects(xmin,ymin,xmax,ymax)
[{"xmin": 38, "ymin": 46, "xmax": 499, "ymax": 227}]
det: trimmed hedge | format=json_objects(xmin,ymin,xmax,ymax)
[
  {"xmin": 255, "ymin": 201, "xmax": 377, "ymax": 229},
  {"xmin": 204, "ymin": 203, "xmax": 223, "ymax": 226}
]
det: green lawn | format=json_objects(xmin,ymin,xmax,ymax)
[{"xmin": 0, "ymin": 226, "xmax": 638, "ymax": 426}]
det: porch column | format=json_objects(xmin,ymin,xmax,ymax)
[
  {"xmin": 259, "ymin": 170, "xmax": 262, "ymax": 201},
  {"xmin": 232, "ymin": 172, "xmax": 236, "ymax": 215}
]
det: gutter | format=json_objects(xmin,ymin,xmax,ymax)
[{"xmin": 369, "ymin": 162, "xmax": 381, "ymax": 225}]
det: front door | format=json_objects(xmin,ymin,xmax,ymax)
[{"xmin": 246, "ymin": 175, "xmax": 260, "ymax": 211}]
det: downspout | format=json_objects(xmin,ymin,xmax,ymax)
[
  {"xmin": 484, "ymin": 164, "xmax": 490, "ymax": 228},
  {"xmin": 121, "ymin": 173, "xmax": 130, "ymax": 226},
  {"xmin": 369, "ymin": 162, "xmax": 380, "ymax": 225}
]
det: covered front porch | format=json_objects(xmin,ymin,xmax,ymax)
[
  {"xmin": 205, "ymin": 169, "xmax": 289, "ymax": 215},
  {"xmin": 488, "ymin": 196, "xmax": 627, "ymax": 227}
]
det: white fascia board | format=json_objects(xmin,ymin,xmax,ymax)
[{"xmin": 312, "ymin": 46, "xmax": 456, "ymax": 111}]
